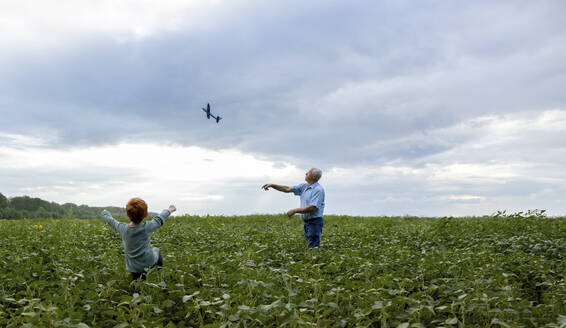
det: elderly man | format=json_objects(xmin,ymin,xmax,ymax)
[{"xmin": 262, "ymin": 168, "xmax": 326, "ymax": 249}]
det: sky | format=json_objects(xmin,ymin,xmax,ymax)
[{"xmin": 1, "ymin": 0, "xmax": 565, "ymax": 216}]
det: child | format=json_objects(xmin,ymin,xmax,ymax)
[{"xmin": 101, "ymin": 198, "xmax": 176, "ymax": 280}]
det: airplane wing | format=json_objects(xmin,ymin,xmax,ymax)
[{"xmin": 201, "ymin": 102, "xmax": 220, "ymax": 122}]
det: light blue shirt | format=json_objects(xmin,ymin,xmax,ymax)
[
  {"xmin": 291, "ymin": 182, "xmax": 325, "ymax": 221},
  {"xmin": 101, "ymin": 209, "xmax": 171, "ymax": 273}
]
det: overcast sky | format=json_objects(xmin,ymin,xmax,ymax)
[{"xmin": 1, "ymin": 0, "xmax": 565, "ymax": 216}]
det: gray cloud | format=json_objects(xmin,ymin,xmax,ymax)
[
  {"xmin": 1, "ymin": 1, "xmax": 566, "ymax": 215},
  {"xmin": 2, "ymin": 1, "xmax": 564, "ymax": 166}
]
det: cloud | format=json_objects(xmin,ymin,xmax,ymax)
[
  {"xmin": 0, "ymin": 133, "xmax": 50, "ymax": 148},
  {"xmin": 1, "ymin": 109, "xmax": 565, "ymax": 216},
  {"xmin": 0, "ymin": 0, "xmax": 234, "ymax": 49},
  {"xmin": 179, "ymin": 194, "xmax": 224, "ymax": 202},
  {"xmin": 1, "ymin": 1, "xmax": 565, "ymax": 215},
  {"xmin": 323, "ymin": 109, "xmax": 566, "ymax": 215},
  {"xmin": 0, "ymin": 141, "xmax": 304, "ymax": 213}
]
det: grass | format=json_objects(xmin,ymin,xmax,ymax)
[{"xmin": 1, "ymin": 214, "xmax": 566, "ymax": 327}]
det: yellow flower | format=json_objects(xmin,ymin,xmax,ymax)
[
  {"xmin": 39, "ymin": 225, "xmax": 43, "ymax": 229},
  {"xmin": 220, "ymin": 223, "xmax": 225, "ymax": 226},
  {"xmin": 33, "ymin": 224, "xmax": 38, "ymax": 229},
  {"xmin": 73, "ymin": 223, "xmax": 77, "ymax": 227}
]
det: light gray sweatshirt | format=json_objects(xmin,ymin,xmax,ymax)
[{"xmin": 101, "ymin": 209, "xmax": 171, "ymax": 273}]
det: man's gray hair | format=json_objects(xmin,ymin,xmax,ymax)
[{"xmin": 311, "ymin": 168, "xmax": 322, "ymax": 181}]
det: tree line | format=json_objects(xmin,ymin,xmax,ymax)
[{"xmin": 0, "ymin": 192, "xmax": 126, "ymax": 220}]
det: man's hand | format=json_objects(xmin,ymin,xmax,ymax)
[
  {"xmin": 168, "ymin": 205, "xmax": 177, "ymax": 213},
  {"xmin": 261, "ymin": 184, "xmax": 272, "ymax": 191},
  {"xmin": 287, "ymin": 206, "xmax": 316, "ymax": 217}
]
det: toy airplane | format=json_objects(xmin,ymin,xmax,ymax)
[{"xmin": 201, "ymin": 103, "xmax": 222, "ymax": 123}]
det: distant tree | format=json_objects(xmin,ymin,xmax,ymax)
[
  {"xmin": 2, "ymin": 207, "xmax": 22, "ymax": 219},
  {"xmin": 64, "ymin": 204, "xmax": 75, "ymax": 219},
  {"xmin": 0, "ymin": 192, "xmax": 8, "ymax": 209},
  {"xmin": 11, "ymin": 196, "xmax": 47, "ymax": 212},
  {"xmin": 34, "ymin": 206, "xmax": 50, "ymax": 219},
  {"xmin": 0, "ymin": 192, "xmax": 128, "ymax": 219}
]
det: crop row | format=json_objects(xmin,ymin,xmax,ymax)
[{"xmin": 1, "ymin": 215, "xmax": 565, "ymax": 327}]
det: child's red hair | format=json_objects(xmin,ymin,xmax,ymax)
[{"xmin": 126, "ymin": 198, "xmax": 148, "ymax": 224}]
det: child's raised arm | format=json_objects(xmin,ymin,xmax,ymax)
[
  {"xmin": 145, "ymin": 205, "xmax": 176, "ymax": 233},
  {"xmin": 101, "ymin": 209, "xmax": 126, "ymax": 234}
]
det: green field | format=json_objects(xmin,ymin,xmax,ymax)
[{"xmin": 1, "ymin": 214, "xmax": 566, "ymax": 327}]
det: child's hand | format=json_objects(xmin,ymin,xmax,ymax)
[{"xmin": 168, "ymin": 205, "xmax": 177, "ymax": 213}]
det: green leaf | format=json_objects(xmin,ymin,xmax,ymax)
[
  {"xmin": 162, "ymin": 300, "xmax": 175, "ymax": 308},
  {"xmin": 113, "ymin": 323, "xmax": 129, "ymax": 328},
  {"xmin": 491, "ymin": 318, "xmax": 511, "ymax": 328},
  {"xmin": 445, "ymin": 317, "xmax": 458, "ymax": 325},
  {"xmin": 182, "ymin": 291, "xmax": 200, "ymax": 303}
]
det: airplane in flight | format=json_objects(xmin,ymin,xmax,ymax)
[{"xmin": 201, "ymin": 103, "xmax": 222, "ymax": 123}]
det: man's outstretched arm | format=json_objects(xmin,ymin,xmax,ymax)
[
  {"xmin": 287, "ymin": 205, "xmax": 317, "ymax": 217},
  {"xmin": 262, "ymin": 184, "xmax": 292, "ymax": 193}
]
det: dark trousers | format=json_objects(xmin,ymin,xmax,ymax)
[
  {"xmin": 131, "ymin": 248, "xmax": 163, "ymax": 280},
  {"xmin": 303, "ymin": 217, "xmax": 324, "ymax": 248}
]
